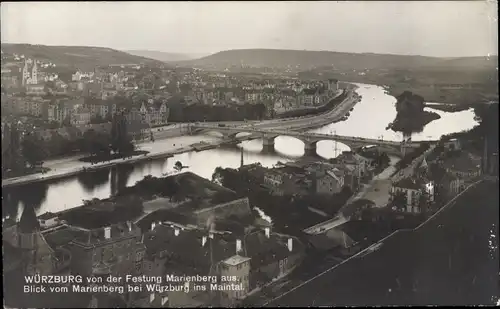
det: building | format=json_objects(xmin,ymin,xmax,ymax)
[
  {"xmin": 314, "ymin": 168, "xmax": 345, "ymax": 194},
  {"xmin": 262, "ymin": 168, "xmax": 311, "ymax": 196},
  {"xmin": 71, "ymin": 106, "xmax": 91, "ymax": 126},
  {"xmin": 2, "ymin": 206, "xmax": 71, "ymax": 276},
  {"xmin": 442, "ymin": 152, "xmax": 482, "ymax": 179},
  {"xmin": 141, "ymin": 222, "xmax": 304, "ymax": 307},
  {"xmin": 390, "ymin": 177, "xmax": 433, "ymax": 214},
  {"xmin": 21, "ymin": 58, "xmax": 38, "ymax": 86},
  {"xmin": 139, "ymin": 101, "xmax": 169, "ymax": 127},
  {"xmin": 47, "ymin": 98, "xmax": 84, "ymax": 124},
  {"xmin": 25, "ymin": 83, "xmax": 47, "ymax": 96},
  {"xmin": 64, "ymin": 221, "xmax": 145, "ymax": 278}
]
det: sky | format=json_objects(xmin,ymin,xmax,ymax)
[{"xmin": 1, "ymin": 1, "xmax": 498, "ymax": 57}]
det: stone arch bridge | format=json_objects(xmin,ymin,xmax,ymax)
[{"xmin": 188, "ymin": 124, "xmax": 436, "ymax": 157}]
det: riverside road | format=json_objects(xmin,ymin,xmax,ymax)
[
  {"xmin": 2, "ymin": 89, "xmax": 359, "ymax": 188},
  {"xmin": 263, "ymin": 179, "xmax": 499, "ymax": 307}
]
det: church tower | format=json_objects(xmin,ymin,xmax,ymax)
[
  {"xmin": 31, "ymin": 60, "xmax": 38, "ymax": 85},
  {"xmin": 22, "ymin": 58, "xmax": 30, "ymax": 86},
  {"xmin": 17, "ymin": 206, "xmax": 55, "ymax": 275}
]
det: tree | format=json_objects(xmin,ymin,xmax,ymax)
[
  {"xmin": 48, "ymin": 121, "xmax": 60, "ymax": 129},
  {"xmin": 83, "ymin": 129, "xmax": 110, "ymax": 157},
  {"xmin": 21, "ymin": 134, "xmax": 48, "ymax": 168},
  {"xmin": 90, "ymin": 114, "xmax": 105, "ymax": 124},
  {"xmin": 2, "ymin": 123, "xmax": 26, "ymax": 176},
  {"xmin": 375, "ymin": 152, "xmax": 390, "ymax": 168},
  {"xmin": 390, "ymin": 190, "xmax": 407, "ymax": 212},
  {"xmin": 111, "ymin": 112, "xmax": 134, "ymax": 154},
  {"xmin": 418, "ymin": 189, "xmax": 432, "ymax": 214}
]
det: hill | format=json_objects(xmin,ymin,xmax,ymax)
[
  {"xmin": 1, "ymin": 44, "xmax": 166, "ymax": 69},
  {"xmin": 175, "ymin": 48, "xmax": 498, "ymax": 71},
  {"xmin": 124, "ymin": 50, "xmax": 203, "ymax": 62}
]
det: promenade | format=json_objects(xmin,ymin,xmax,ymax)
[{"xmin": 2, "ymin": 89, "xmax": 359, "ymax": 188}]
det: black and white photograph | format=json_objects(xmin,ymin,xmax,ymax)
[{"xmin": 1, "ymin": 1, "xmax": 498, "ymax": 308}]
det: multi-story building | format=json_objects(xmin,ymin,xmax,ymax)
[
  {"xmin": 262, "ymin": 167, "xmax": 311, "ymax": 196},
  {"xmin": 139, "ymin": 101, "xmax": 169, "ymax": 127},
  {"xmin": 86, "ymin": 101, "xmax": 111, "ymax": 119},
  {"xmin": 1, "ymin": 68, "xmax": 20, "ymax": 88},
  {"xmin": 25, "ymin": 84, "xmax": 47, "ymax": 96},
  {"xmin": 390, "ymin": 177, "xmax": 434, "ymax": 214},
  {"xmin": 141, "ymin": 222, "xmax": 304, "ymax": 307},
  {"xmin": 65, "ymin": 221, "xmax": 145, "ymax": 278},
  {"xmin": 314, "ymin": 168, "xmax": 345, "ymax": 194},
  {"xmin": 442, "ymin": 152, "xmax": 482, "ymax": 179},
  {"xmin": 70, "ymin": 106, "xmax": 91, "ymax": 126},
  {"xmin": 3, "ymin": 206, "xmax": 71, "ymax": 276},
  {"xmin": 47, "ymin": 98, "xmax": 85, "ymax": 124},
  {"xmin": 21, "ymin": 58, "xmax": 38, "ymax": 86}
]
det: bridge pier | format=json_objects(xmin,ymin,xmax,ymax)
[
  {"xmin": 304, "ymin": 141, "xmax": 317, "ymax": 156},
  {"xmin": 262, "ymin": 135, "xmax": 275, "ymax": 152}
]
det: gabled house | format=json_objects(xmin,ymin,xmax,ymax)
[{"xmin": 390, "ymin": 177, "xmax": 434, "ymax": 214}]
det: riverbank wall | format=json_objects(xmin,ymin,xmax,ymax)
[{"xmin": 2, "ymin": 85, "xmax": 361, "ymax": 188}]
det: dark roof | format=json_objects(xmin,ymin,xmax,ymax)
[
  {"xmin": 18, "ymin": 205, "xmax": 40, "ymax": 233},
  {"xmin": 70, "ymin": 221, "xmax": 140, "ymax": 246},
  {"xmin": 393, "ymin": 177, "xmax": 425, "ymax": 190},
  {"xmin": 38, "ymin": 212, "xmax": 58, "ymax": 220},
  {"xmin": 143, "ymin": 224, "xmax": 303, "ymax": 275},
  {"xmin": 43, "ymin": 226, "xmax": 80, "ymax": 249},
  {"xmin": 302, "ymin": 88, "xmax": 317, "ymax": 95},
  {"xmin": 442, "ymin": 152, "xmax": 482, "ymax": 173},
  {"xmin": 308, "ymin": 234, "xmax": 339, "ymax": 251},
  {"xmin": 336, "ymin": 220, "xmax": 389, "ymax": 243}
]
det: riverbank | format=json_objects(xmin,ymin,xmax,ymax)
[{"xmin": 1, "ymin": 88, "xmax": 360, "ymax": 188}]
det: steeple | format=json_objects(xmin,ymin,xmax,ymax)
[{"xmin": 18, "ymin": 205, "xmax": 40, "ymax": 234}]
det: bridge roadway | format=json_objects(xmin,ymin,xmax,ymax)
[{"xmin": 190, "ymin": 124, "xmax": 426, "ymax": 149}]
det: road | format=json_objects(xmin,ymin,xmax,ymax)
[
  {"xmin": 2, "ymin": 90, "xmax": 359, "ymax": 188},
  {"xmin": 305, "ymin": 156, "xmax": 402, "ymax": 235},
  {"xmin": 263, "ymin": 179, "xmax": 498, "ymax": 306}
]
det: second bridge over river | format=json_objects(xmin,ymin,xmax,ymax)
[{"xmin": 188, "ymin": 124, "xmax": 435, "ymax": 156}]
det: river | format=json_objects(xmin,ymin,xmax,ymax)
[{"xmin": 2, "ymin": 83, "xmax": 479, "ymax": 218}]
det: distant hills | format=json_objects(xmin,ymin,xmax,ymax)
[
  {"xmin": 124, "ymin": 50, "xmax": 207, "ymax": 62},
  {"xmin": 173, "ymin": 48, "xmax": 498, "ymax": 71},
  {"xmin": 1, "ymin": 44, "xmax": 166, "ymax": 69}
]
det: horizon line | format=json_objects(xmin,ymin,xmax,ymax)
[{"xmin": 1, "ymin": 42, "xmax": 497, "ymax": 59}]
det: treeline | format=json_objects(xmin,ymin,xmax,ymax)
[
  {"xmin": 390, "ymin": 91, "xmax": 441, "ymax": 135},
  {"xmin": 1, "ymin": 114, "xmax": 136, "ymax": 179}
]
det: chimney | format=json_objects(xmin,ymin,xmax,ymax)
[
  {"xmin": 265, "ymin": 227, "xmax": 270, "ymax": 238},
  {"xmin": 174, "ymin": 228, "xmax": 180, "ymax": 236},
  {"xmin": 151, "ymin": 222, "xmax": 156, "ymax": 231},
  {"xmin": 287, "ymin": 238, "xmax": 293, "ymax": 252},
  {"xmin": 149, "ymin": 293, "xmax": 155, "ymax": 303},
  {"xmin": 161, "ymin": 296, "xmax": 169, "ymax": 306},
  {"xmin": 236, "ymin": 239, "xmax": 242, "ymax": 253},
  {"xmin": 104, "ymin": 227, "xmax": 111, "ymax": 239},
  {"xmin": 202, "ymin": 236, "xmax": 207, "ymax": 247},
  {"xmin": 127, "ymin": 221, "xmax": 132, "ymax": 232}
]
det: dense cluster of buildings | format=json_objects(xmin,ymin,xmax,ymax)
[
  {"xmin": 3, "ymin": 172, "xmax": 305, "ymax": 308},
  {"xmin": 2, "ymin": 51, "xmax": 342, "ymax": 133},
  {"xmin": 388, "ymin": 142, "xmax": 483, "ymax": 215},
  {"xmin": 244, "ymin": 150, "xmax": 375, "ymax": 198}
]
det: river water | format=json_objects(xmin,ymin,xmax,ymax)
[{"xmin": 2, "ymin": 83, "xmax": 479, "ymax": 218}]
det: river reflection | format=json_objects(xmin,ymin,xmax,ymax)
[{"xmin": 4, "ymin": 83, "xmax": 478, "ymax": 216}]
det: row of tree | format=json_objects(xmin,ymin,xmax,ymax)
[{"xmin": 1, "ymin": 113, "xmax": 135, "ymax": 178}]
